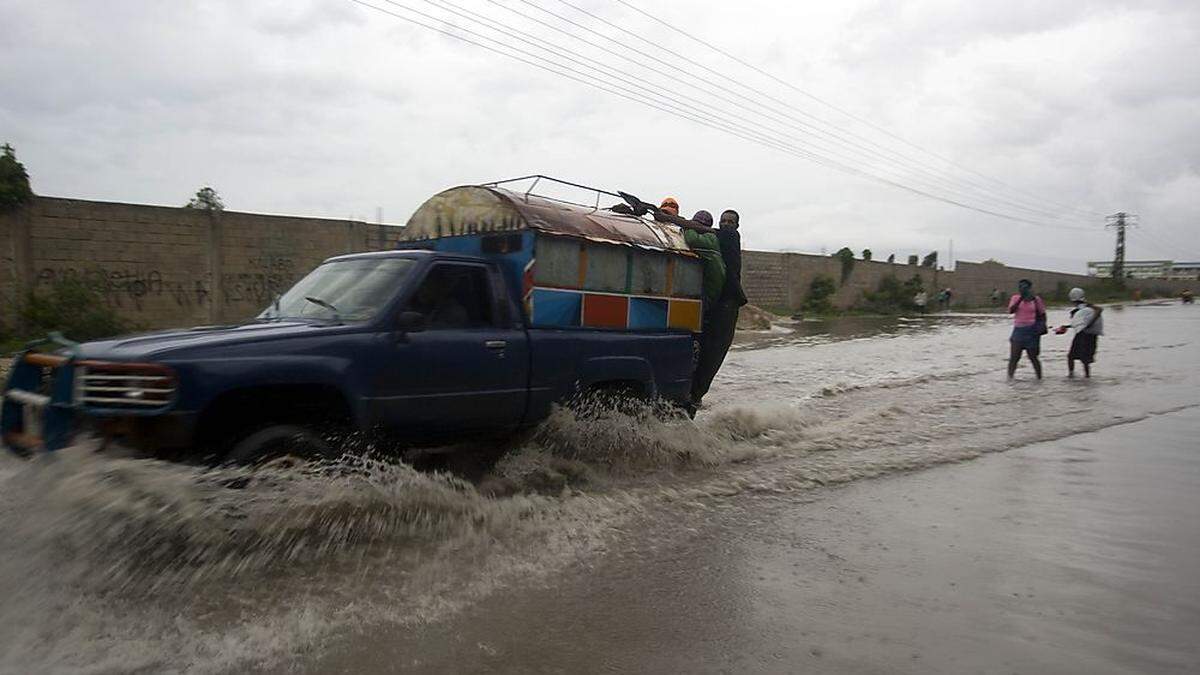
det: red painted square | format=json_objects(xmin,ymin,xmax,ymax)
[{"xmin": 582, "ymin": 294, "xmax": 628, "ymax": 328}]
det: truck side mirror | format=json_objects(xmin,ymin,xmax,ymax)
[{"xmin": 396, "ymin": 310, "xmax": 426, "ymax": 332}]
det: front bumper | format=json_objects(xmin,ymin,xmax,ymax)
[{"xmin": 2, "ymin": 347, "xmax": 183, "ymax": 457}]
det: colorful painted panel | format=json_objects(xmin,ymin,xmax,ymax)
[
  {"xmin": 531, "ymin": 288, "xmax": 581, "ymax": 327},
  {"xmin": 581, "ymin": 293, "xmax": 628, "ymax": 328},
  {"xmin": 628, "ymin": 297, "xmax": 668, "ymax": 329},
  {"xmin": 667, "ymin": 298, "xmax": 702, "ymax": 332}
]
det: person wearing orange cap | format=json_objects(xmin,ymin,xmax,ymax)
[
  {"xmin": 650, "ymin": 199, "xmax": 736, "ymax": 411},
  {"xmin": 652, "ymin": 198, "xmax": 725, "ymax": 309},
  {"xmin": 612, "ymin": 191, "xmax": 740, "ymax": 412}
]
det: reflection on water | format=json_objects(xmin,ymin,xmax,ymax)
[
  {"xmin": 0, "ymin": 303, "xmax": 1196, "ymax": 673},
  {"xmin": 733, "ymin": 312, "xmax": 999, "ymax": 350}
]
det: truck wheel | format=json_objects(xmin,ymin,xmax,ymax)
[{"xmin": 225, "ymin": 424, "xmax": 335, "ymax": 466}]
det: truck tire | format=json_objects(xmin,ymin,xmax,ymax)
[{"xmin": 225, "ymin": 424, "xmax": 335, "ymax": 466}]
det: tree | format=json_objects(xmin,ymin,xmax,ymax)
[
  {"xmin": 0, "ymin": 143, "xmax": 34, "ymax": 209},
  {"xmin": 861, "ymin": 273, "xmax": 928, "ymax": 313},
  {"xmin": 834, "ymin": 246, "xmax": 855, "ymax": 281},
  {"xmin": 803, "ymin": 275, "xmax": 837, "ymax": 314},
  {"xmin": 921, "ymin": 251, "xmax": 938, "ymax": 268},
  {"xmin": 186, "ymin": 186, "xmax": 224, "ymax": 212},
  {"xmin": 21, "ymin": 278, "xmax": 129, "ymax": 342},
  {"xmin": 862, "ymin": 249, "xmax": 872, "ymax": 261},
  {"xmin": 907, "ymin": 255, "xmax": 919, "ymax": 265},
  {"xmin": 886, "ymin": 253, "xmax": 895, "ymax": 264}
]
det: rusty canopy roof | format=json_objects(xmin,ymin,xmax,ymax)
[{"xmin": 403, "ymin": 186, "xmax": 693, "ymax": 254}]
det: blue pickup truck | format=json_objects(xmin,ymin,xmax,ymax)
[{"xmin": 2, "ymin": 182, "xmax": 705, "ymax": 463}]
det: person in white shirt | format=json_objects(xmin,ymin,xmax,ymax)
[
  {"xmin": 1055, "ymin": 287, "xmax": 1103, "ymax": 378},
  {"xmin": 914, "ymin": 290, "xmax": 928, "ymax": 312}
]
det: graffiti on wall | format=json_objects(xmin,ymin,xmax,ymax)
[
  {"xmin": 36, "ymin": 266, "xmax": 211, "ymax": 311},
  {"xmin": 221, "ymin": 254, "xmax": 298, "ymax": 306},
  {"xmin": 35, "ymin": 255, "xmax": 301, "ymax": 312}
]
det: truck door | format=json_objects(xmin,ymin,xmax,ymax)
[{"xmin": 377, "ymin": 261, "xmax": 528, "ymax": 436}]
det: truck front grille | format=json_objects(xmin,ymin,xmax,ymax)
[{"xmin": 78, "ymin": 368, "xmax": 176, "ymax": 409}]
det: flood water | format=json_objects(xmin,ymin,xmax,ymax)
[{"xmin": 1, "ymin": 302, "xmax": 1197, "ymax": 674}]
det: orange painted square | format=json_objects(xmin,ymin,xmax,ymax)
[
  {"xmin": 668, "ymin": 299, "xmax": 702, "ymax": 332},
  {"xmin": 582, "ymin": 294, "xmax": 628, "ymax": 328}
]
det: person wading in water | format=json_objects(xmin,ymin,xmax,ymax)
[
  {"xmin": 1055, "ymin": 287, "xmax": 1104, "ymax": 378},
  {"xmin": 1007, "ymin": 278, "xmax": 1046, "ymax": 380}
]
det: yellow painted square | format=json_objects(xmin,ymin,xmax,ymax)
[{"xmin": 668, "ymin": 299, "xmax": 702, "ymax": 332}]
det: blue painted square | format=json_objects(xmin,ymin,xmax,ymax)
[
  {"xmin": 531, "ymin": 288, "xmax": 581, "ymax": 327},
  {"xmin": 628, "ymin": 297, "xmax": 668, "ymax": 329}
]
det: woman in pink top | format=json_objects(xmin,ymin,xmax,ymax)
[{"xmin": 1007, "ymin": 278, "xmax": 1046, "ymax": 379}]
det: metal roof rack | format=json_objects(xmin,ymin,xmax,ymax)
[{"xmin": 481, "ymin": 174, "xmax": 624, "ymax": 212}]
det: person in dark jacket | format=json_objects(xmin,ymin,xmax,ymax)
[
  {"xmin": 689, "ymin": 209, "xmax": 747, "ymax": 406},
  {"xmin": 615, "ymin": 193, "xmax": 747, "ymax": 410},
  {"xmin": 654, "ymin": 207, "xmax": 746, "ymax": 408}
]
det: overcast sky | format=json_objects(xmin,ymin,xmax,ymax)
[{"xmin": 3, "ymin": 0, "xmax": 1197, "ymax": 272}]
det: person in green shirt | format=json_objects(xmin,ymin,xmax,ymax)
[
  {"xmin": 653, "ymin": 202, "xmax": 729, "ymax": 414},
  {"xmin": 681, "ymin": 214, "xmax": 725, "ymax": 306},
  {"xmin": 615, "ymin": 193, "xmax": 734, "ymax": 414},
  {"xmin": 654, "ymin": 199, "xmax": 725, "ymax": 307}
]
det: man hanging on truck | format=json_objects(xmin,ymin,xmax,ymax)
[
  {"xmin": 645, "ymin": 198, "xmax": 746, "ymax": 409},
  {"xmin": 699, "ymin": 208, "xmax": 748, "ymax": 404},
  {"xmin": 614, "ymin": 192, "xmax": 749, "ymax": 409}
]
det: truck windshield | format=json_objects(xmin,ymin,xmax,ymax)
[{"xmin": 259, "ymin": 257, "xmax": 417, "ymax": 322}]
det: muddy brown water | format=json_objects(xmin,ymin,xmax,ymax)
[{"xmin": 0, "ymin": 302, "xmax": 1197, "ymax": 674}]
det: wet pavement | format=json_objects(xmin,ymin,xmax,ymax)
[
  {"xmin": 1, "ymin": 301, "xmax": 1197, "ymax": 673},
  {"xmin": 317, "ymin": 407, "xmax": 1199, "ymax": 674}
]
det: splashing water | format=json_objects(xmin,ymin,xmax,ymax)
[{"xmin": 0, "ymin": 303, "xmax": 1196, "ymax": 673}]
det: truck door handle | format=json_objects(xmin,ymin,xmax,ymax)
[{"xmin": 485, "ymin": 340, "xmax": 507, "ymax": 350}]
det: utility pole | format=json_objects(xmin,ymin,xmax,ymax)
[{"xmin": 1105, "ymin": 212, "xmax": 1135, "ymax": 280}]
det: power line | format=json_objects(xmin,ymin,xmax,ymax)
[
  {"xmin": 1135, "ymin": 226, "xmax": 1200, "ymax": 260},
  {"xmin": 426, "ymin": 0, "xmax": 1094, "ymax": 224},
  {"xmin": 511, "ymin": 0, "xmax": 1099, "ymax": 224},
  {"xmin": 348, "ymin": 0, "xmax": 1098, "ymax": 232},
  {"xmin": 610, "ymin": 0, "xmax": 1110, "ymax": 221}
]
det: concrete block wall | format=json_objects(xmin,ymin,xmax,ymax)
[
  {"xmin": 740, "ymin": 250, "xmax": 790, "ymax": 310},
  {"xmin": 739, "ymin": 252, "xmax": 1193, "ymax": 313},
  {"xmin": 26, "ymin": 198, "xmax": 214, "ymax": 327},
  {"xmin": 740, "ymin": 250, "xmax": 944, "ymax": 311},
  {"xmin": 3, "ymin": 196, "xmax": 1192, "ymax": 333},
  {"xmin": 0, "ymin": 197, "xmax": 405, "ymax": 331},
  {"xmin": 953, "ymin": 260, "xmax": 1195, "ymax": 307}
]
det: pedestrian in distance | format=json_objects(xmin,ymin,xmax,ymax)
[
  {"xmin": 1007, "ymin": 278, "xmax": 1046, "ymax": 380},
  {"xmin": 939, "ymin": 287, "xmax": 954, "ymax": 311},
  {"xmin": 914, "ymin": 290, "xmax": 928, "ymax": 313},
  {"xmin": 990, "ymin": 288, "xmax": 1003, "ymax": 306},
  {"xmin": 1054, "ymin": 287, "xmax": 1103, "ymax": 378}
]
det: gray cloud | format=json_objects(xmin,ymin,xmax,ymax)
[{"xmin": 2, "ymin": 0, "xmax": 1197, "ymax": 270}]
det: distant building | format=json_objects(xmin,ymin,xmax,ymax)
[
  {"xmin": 1169, "ymin": 261, "xmax": 1200, "ymax": 280},
  {"xmin": 1087, "ymin": 260, "xmax": 1200, "ymax": 280}
]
